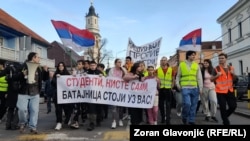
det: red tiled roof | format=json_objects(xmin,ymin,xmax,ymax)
[{"xmin": 0, "ymin": 8, "xmax": 50, "ymax": 45}]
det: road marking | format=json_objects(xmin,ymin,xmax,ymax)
[
  {"xmin": 103, "ymin": 131, "xmax": 129, "ymax": 141},
  {"xmin": 18, "ymin": 133, "xmax": 94, "ymax": 141},
  {"xmin": 18, "ymin": 134, "xmax": 47, "ymax": 141}
]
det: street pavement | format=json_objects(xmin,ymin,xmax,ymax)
[
  {"xmin": 234, "ymin": 100, "xmax": 250, "ymax": 118},
  {"xmin": 0, "ymin": 100, "xmax": 249, "ymax": 141}
]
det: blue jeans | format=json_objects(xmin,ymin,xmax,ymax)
[
  {"xmin": 17, "ymin": 94, "xmax": 40, "ymax": 130},
  {"xmin": 181, "ymin": 88, "xmax": 199, "ymax": 123}
]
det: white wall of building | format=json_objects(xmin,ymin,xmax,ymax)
[{"xmin": 218, "ymin": 0, "xmax": 250, "ymax": 75}]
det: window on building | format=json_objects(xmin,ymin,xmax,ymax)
[
  {"xmin": 239, "ymin": 60, "xmax": 243, "ymax": 75},
  {"xmin": 0, "ymin": 37, "xmax": 3, "ymax": 46},
  {"xmin": 238, "ymin": 22, "xmax": 242, "ymax": 38},
  {"xmin": 228, "ymin": 28, "xmax": 232, "ymax": 43},
  {"xmin": 88, "ymin": 19, "xmax": 90, "ymax": 24}
]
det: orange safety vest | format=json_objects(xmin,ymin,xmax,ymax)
[{"xmin": 215, "ymin": 65, "xmax": 234, "ymax": 94}]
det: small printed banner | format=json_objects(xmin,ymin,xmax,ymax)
[
  {"xmin": 57, "ymin": 75, "xmax": 157, "ymax": 108},
  {"xmin": 126, "ymin": 37, "xmax": 162, "ymax": 67}
]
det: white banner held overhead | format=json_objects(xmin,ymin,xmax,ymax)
[
  {"xmin": 126, "ymin": 37, "xmax": 162, "ymax": 67},
  {"xmin": 57, "ymin": 75, "xmax": 157, "ymax": 109}
]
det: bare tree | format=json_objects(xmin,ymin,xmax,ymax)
[{"xmin": 84, "ymin": 38, "xmax": 113, "ymax": 63}]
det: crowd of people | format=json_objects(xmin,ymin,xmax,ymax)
[{"xmin": 0, "ymin": 50, "xmax": 238, "ymax": 134}]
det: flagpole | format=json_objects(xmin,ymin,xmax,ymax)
[{"xmin": 70, "ymin": 49, "xmax": 72, "ymax": 71}]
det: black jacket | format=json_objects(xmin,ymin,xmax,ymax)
[{"xmin": 18, "ymin": 63, "xmax": 48, "ymax": 95}]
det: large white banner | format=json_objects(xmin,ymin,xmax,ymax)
[
  {"xmin": 126, "ymin": 37, "xmax": 162, "ymax": 67},
  {"xmin": 57, "ymin": 75, "xmax": 157, "ymax": 108}
]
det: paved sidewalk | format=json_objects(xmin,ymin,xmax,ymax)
[{"xmin": 234, "ymin": 101, "xmax": 250, "ymax": 118}]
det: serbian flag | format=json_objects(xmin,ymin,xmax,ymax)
[
  {"xmin": 51, "ymin": 20, "xmax": 95, "ymax": 52},
  {"xmin": 178, "ymin": 28, "xmax": 201, "ymax": 52}
]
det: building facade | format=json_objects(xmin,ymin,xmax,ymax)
[
  {"xmin": 49, "ymin": 41, "xmax": 84, "ymax": 70},
  {"xmin": 0, "ymin": 9, "xmax": 55, "ymax": 68},
  {"xmin": 217, "ymin": 0, "xmax": 250, "ymax": 75}
]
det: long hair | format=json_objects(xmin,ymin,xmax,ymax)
[
  {"xmin": 54, "ymin": 62, "xmax": 70, "ymax": 75},
  {"xmin": 114, "ymin": 59, "xmax": 126, "ymax": 77},
  {"xmin": 130, "ymin": 61, "xmax": 144, "ymax": 81},
  {"xmin": 203, "ymin": 59, "xmax": 213, "ymax": 74},
  {"xmin": 201, "ymin": 59, "xmax": 214, "ymax": 82},
  {"xmin": 130, "ymin": 61, "xmax": 140, "ymax": 74}
]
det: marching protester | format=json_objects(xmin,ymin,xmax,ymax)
[
  {"xmin": 123, "ymin": 61, "xmax": 145, "ymax": 125},
  {"xmin": 0, "ymin": 61, "xmax": 8, "ymax": 124},
  {"xmin": 81, "ymin": 60, "xmax": 90, "ymax": 123},
  {"xmin": 97, "ymin": 63, "xmax": 109, "ymax": 121},
  {"xmin": 107, "ymin": 59, "xmax": 127, "ymax": 129},
  {"xmin": 17, "ymin": 52, "xmax": 49, "ymax": 134},
  {"xmin": 212, "ymin": 53, "xmax": 237, "ymax": 125},
  {"xmin": 51, "ymin": 62, "xmax": 72, "ymax": 130},
  {"xmin": 123, "ymin": 56, "xmax": 133, "ymax": 72},
  {"xmin": 44, "ymin": 71, "xmax": 55, "ymax": 114},
  {"xmin": 83, "ymin": 60, "xmax": 90, "ymax": 72},
  {"xmin": 140, "ymin": 61, "xmax": 149, "ymax": 123},
  {"xmin": 176, "ymin": 50, "xmax": 203, "ymax": 125},
  {"xmin": 201, "ymin": 59, "xmax": 218, "ymax": 122},
  {"xmin": 196, "ymin": 63, "xmax": 203, "ymax": 114},
  {"xmin": 3, "ymin": 62, "xmax": 22, "ymax": 130},
  {"xmin": 122, "ymin": 56, "xmax": 134, "ymax": 121},
  {"xmin": 70, "ymin": 59, "xmax": 86, "ymax": 129},
  {"xmin": 145, "ymin": 66, "xmax": 160, "ymax": 125},
  {"xmin": 172, "ymin": 65, "xmax": 182, "ymax": 117},
  {"xmin": 155, "ymin": 56, "xmax": 175, "ymax": 125},
  {"xmin": 86, "ymin": 60, "xmax": 104, "ymax": 131}
]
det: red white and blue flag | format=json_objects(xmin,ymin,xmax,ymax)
[
  {"xmin": 178, "ymin": 28, "xmax": 201, "ymax": 52},
  {"xmin": 51, "ymin": 20, "xmax": 95, "ymax": 52}
]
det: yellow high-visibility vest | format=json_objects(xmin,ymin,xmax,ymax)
[
  {"xmin": 179, "ymin": 61, "xmax": 198, "ymax": 87},
  {"xmin": 157, "ymin": 67, "xmax": 172, "ymax": 88},
  {"xmin": 143, "ymin": 71, "xmax": 148, "ymax": 77},
  {"xmin": 0, "ymin": 76, "xmax": 8, "ymax": 92}
]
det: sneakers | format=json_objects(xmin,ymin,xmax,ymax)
[
  {"xmin": 47, "ymin": 109, "xmax": 51, "ymax": 114},
  {"xmin": 87, "ymin": 122, "xmax": 95, "ymax": 131},
  {"xmin": 205, "ymin": 116, "xmax": 210, "ymax": 121},
  {"xmin": 55, "ymin": 123, "xmax": 62, "ymax": 130},
  {"xmin": 182, "ymin": 119, "xmax": 187, "ymax": 125},
  {"xmin": 111, "ymin": 120, "xmax": 116, "ymax": 129},
  {"xmin": 188, "ymin": 122, "xmax": 196, "ymax": 125},
  {"xmin": 211, "ymin": 117, "xmax": 218, "ymax": 122},
  {"xmin": 30, "ymin": 129, "xmax": 38, "ymax": 134},
  {"xmin": 154, "ymin": 121, "xmax": 157, "ymax": 125},
  {"xmin": 19, "ymin": 124, "xmax": 25, "ymax": 133},
  {"xmin": 70, "ymin": 121, "xmax": 79, "ymax": 129},
  {"xmin": 119, "ymin": 120, "xmax": 123, "ymax": 127}
]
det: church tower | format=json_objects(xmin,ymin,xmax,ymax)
[{"xmin": 85, "ymin": 1, "xmax": 101, "ymax": 62}]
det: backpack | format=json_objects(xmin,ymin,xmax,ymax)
[{"xmin": 215, "ymin": 65, "xmax": 238, "ymax": 85}]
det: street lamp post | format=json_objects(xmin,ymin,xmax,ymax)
[
  {"xmin": 200, "ymin": 52, "xmax": 204, "ymax": 63},
  {"xmin": 115, "ymin": 49, "xmax": 126, "ymax": 58}
]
